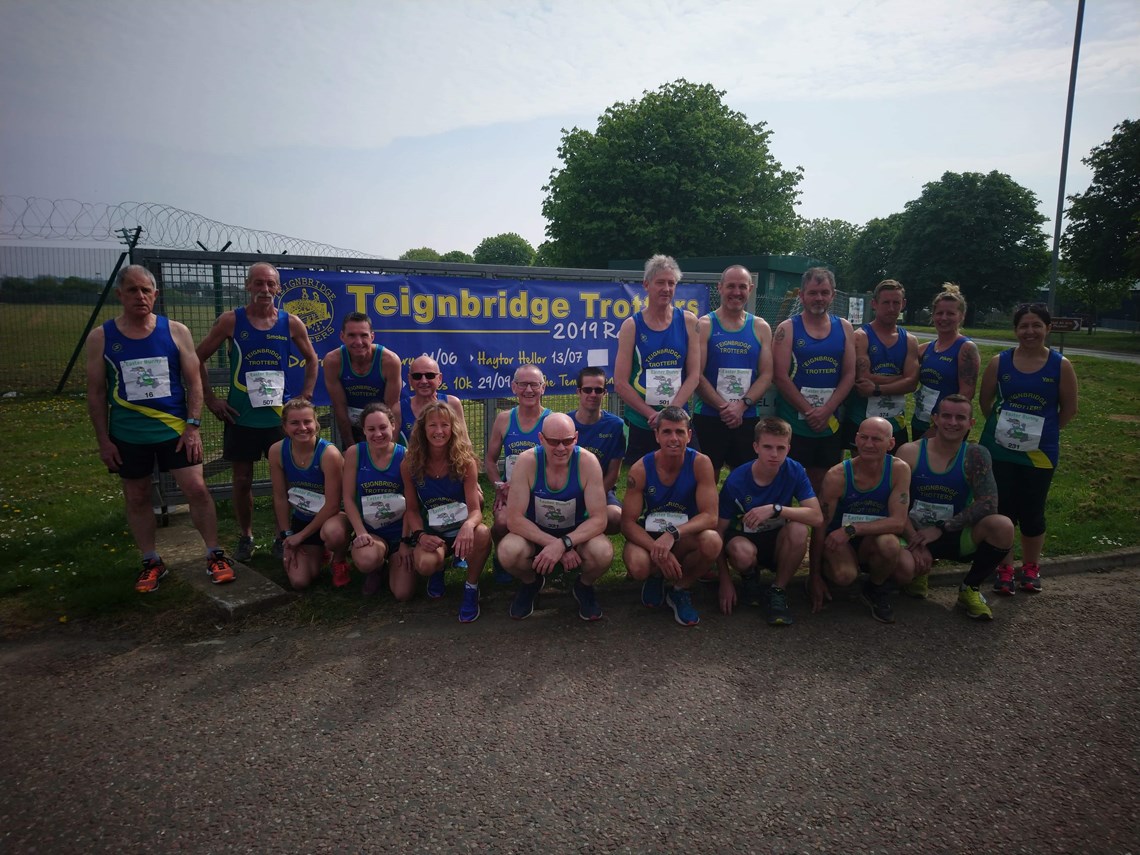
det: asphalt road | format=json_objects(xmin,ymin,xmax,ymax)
[{"xmin": 2, "ymin": 569, "xmax": 1137, "ymax": 854}]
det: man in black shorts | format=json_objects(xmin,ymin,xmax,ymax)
[
  {"xmin": 196, "ymin": 262, "xmax": 318, "ymax": 561},
  {"xmin": 85, "ymin": 265, "xmax": 235, "ymax": 592}
]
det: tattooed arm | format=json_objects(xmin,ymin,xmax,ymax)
[{"xmin": 944, "ymin": 443, "xmax": 998, "ymax": 531}]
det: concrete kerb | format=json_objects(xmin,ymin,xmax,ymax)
[{"xmin": 155, "ymin": 505, "xmax": 1140, "ymax": 619}]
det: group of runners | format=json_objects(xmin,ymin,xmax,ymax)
[{"xmin": 88, "ymin": 256, "xmax": 1078, "ymax": 627}]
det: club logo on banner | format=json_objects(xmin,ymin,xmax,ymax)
[{"xmin": 278, "ymin": 272, "xmax": 709, "ymax": 405}]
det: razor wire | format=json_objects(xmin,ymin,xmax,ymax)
[{"xmin": 0, "ymin": 195, "xmax": 377, "ymax": 258}]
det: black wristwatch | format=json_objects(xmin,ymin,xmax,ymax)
[
  {"xmin": 843, "ymin": 523, "xmax": 857, "ymax": 539},
  {"xmin": 772, "ymin": 503, "xmax": 783, "ymax": 518},
  {"xmin": 742, "ymin": 396, "xmax": 754, "ymax": 408},
  {"xmin": 186, "ymin": 417, "xmax": 202, "ymax": 427},
  {"xmin": 664, "ymin": 523, "xmax": 681, "ymax": 543},
  {"xmin": 934, "ymin": 519, "xmax": 947, "ymax": 531},
  {"xmin": 561, "ymin": 535, "xmax": 574, "ymax": 551}
]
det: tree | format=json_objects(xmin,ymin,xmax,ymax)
[
  {"xmin": 845, "ymin": 214, "xmax": 905, "ymax": 293},
  {"xmin": 793, "ymin": 217, "xmax": 860, "ymax": 281},
  {"xmin": 439, "ymin": 250, "xmax": 474, "ymax": 263},
  {"xmin": 399, "ymin": 247, "xmax": 441, "ymax": 262},
  {"xmin": 541, "ymin": 79, "xmax": 803, "ymax": 268},
  {"xmin": 533, "ymin": 241, "xmax": 560, "ymax": 268},
  {"xmin": 1062, "ymin": 119, "xmax": 1140, "ymax": 286},
  {"xmin": 891, "ymin": 171, "xmax": 1049, "ymax": 324},
  {"xmin": 1056, "ymin": 275, "xmax": 1132, "ymax": 329},
  {"xmin": 473, "ymin": 232, "xmax": 536, "ymax": 266}
]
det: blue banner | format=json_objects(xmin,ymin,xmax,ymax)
[{"xmin": 277, "ymin": 272, "xmax": 709, "ymax": 403}]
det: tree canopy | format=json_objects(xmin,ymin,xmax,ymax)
[
  {"xmin": 473, "ymin": 232, "xmax": 536, "ymax": 266},
  {"xmin": 793, "ymin": 217, "xmax": 860, "ymax": 284},
  {"xmin": 541, "ymin": 79, "xmax": 803, "ymax": 268},
  {"xmin": 891, "ymin": 171, "xmax": 1049, "ymax": 323},
  {"xmin": 399, "ymin": 247, "xmax": 441, "ymax": 262},
  {"xmin": 1062, "ymin": 118, "xmax": 1140, "ymax": 286},
  {"xmin": 844, "ymin": 214, "xmax": 905, "ymax": 294},
  {"xmin": 439, "ymin": 250, "xmax": 475, "ymax": 263}
]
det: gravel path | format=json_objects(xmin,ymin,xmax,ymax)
[{"xmin": 2, "ymin": 569, "xmax": 1136, "ymax": 854}]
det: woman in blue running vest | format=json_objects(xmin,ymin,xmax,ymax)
[
  {"xmin": 341, "ymin": 403, "xmax": 410, "ymax": 598},
  {"xmin": 912, "ymin": 284, "xmax": 980, "ymax": 438},
  {"xmin": 268, "ymin": 398, "xmax": 349, "ymax": 591},
  {"xmin": 980, "ymin": 303, "xmax": 1078, "ymax": 595}
]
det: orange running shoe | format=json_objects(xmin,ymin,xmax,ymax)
[
  {"xmin": 207, "ymin": 551, "xmax": 236, "ymax": 585},
  {"xmin": 331, "ymin": 559, "xmax": 351, "ymax": 588},
  {"xmin": 135, "ymin": 558, "xmax": 168, "ymax": 593}
]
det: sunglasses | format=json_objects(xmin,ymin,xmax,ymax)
[
  {"xmin": 410, "ymin": 372, "xmax": 438, "ymax": 380},
  {"xmin": 579, "ymin": 386, "xmax": 606, "ymax": 395},
  {"xmin": 541, "ymin": 433, "xmax": 576, "ymax": 447}
]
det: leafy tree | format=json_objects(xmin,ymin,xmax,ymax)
[
  {"xmin": 793, "ymin": 217, "xmax": 861, "ymax": 281},
  {"xmin": 845, "ymin": 214, "xmax": 905, "ymax": 294},
  {"xmin": 399, "ymin": 247, "xmax": 441, "ymax": 262},
  {"xmin": 533, "ymin": 241, "xmax": 561, "ymax": 268},
  {"xmin": 541, "ymin": 79, "xmax": 803, "ymax": 268},
  {"xmin": 1062, "ymin": 119, "xmax": 1140, "ymax": 286},
  {"xmin": 473, "ymin": 232, "xmax": 536, "ymax": 266},
  {"xmin": 1056, "ymin": 275, "xmax": 1132, "ymax": 329},
  {"xmin": 891, "ymin": 171, "xmax": 1049, "ymax": 324},
  {"xmin": 439, "ymin": 250, "xmax": 474, "ymax": 263}
]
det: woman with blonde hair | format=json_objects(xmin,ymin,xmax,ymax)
[
  {"xmin": 400, "ymin": 400, "xmax": 491, "ymax": 622},
  {"xmin": 911, "ymin": 284, "xmax": 980, "ymax": 438}
]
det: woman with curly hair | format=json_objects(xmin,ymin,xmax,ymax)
[{"xmin": 400, "ymin": 400, "xmax": 491, "ymax": 623}]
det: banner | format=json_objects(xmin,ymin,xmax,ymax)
[{"xmin": 277, "ymin": 272, "xmax": 709, "ymax": 404}]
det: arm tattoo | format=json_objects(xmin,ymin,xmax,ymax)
[
  {"xmin": 898, "ymin": 492, "xmax": 909, "ymax": 505},
  {"xmin": 947, "ymin": 444, "xmax": 998, "ymax": 530},
  {"xmin": 774, "ymin": 326, "xmax": 786, "ymax": 344},
  {"xmin": 960, "ymin": 346, "xmax": 979, "ymax": 387}
]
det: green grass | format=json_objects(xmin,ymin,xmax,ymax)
[
  {"xmin": 907, "ymin": 325, "xmax": 1140, "ymax": 354},
  {"xmin": 2, "ymin": 346, "xmax": 1137, "ymax": 632}
]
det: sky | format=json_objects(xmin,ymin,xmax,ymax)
[{"xmin": 1, "ymin": 0, "xmax": 1138, "ymax": 260}]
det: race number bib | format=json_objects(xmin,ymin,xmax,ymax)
[
  {"xmin": 120, "ymin": 357, "xmax": 172, "ymax": 401},
  {"xmin": 504, "ymin": 453, "xmax": 521, "ymax": 481},
  {"xmin": 646, "ymin": 369, "xmax": 682, "ymax": 407},
  {"xmin": 867, "ymin": 393, "xmax": 906, "ymax": 421},
  {"xmin": 645, "ymin": 511, "xmax": 688, "ymax": 534},
  {"xmin": 534, "ymin": 497, "xmax": 575, "ymax": 531},
  {"xmin": 716, "ymin": 368, "xmax": 752, "ymax": 402},
  {"xmin": 798, "ymin": 386, "xmax": 833, "ymax": 418},
  {"xmin": 287, "ymin": 487, "xmax": 323, "ymax": 518},
  {"xmin": 995, "ymin": 409, "xmax": 1044, "ymax": 453},
  {"xmin": 744, "ymin": 515, "xmax": 786, "ymax": 534},
  {"xmin": 911, "ymin": 500, "xmax": 953, "ymax": 527},
  {"xmin": 361, "ymin": 492, "xmax": 405, "ymax": 529},
  {"xmin": 427, "ymin": 501, "xmax": 467, "ymax": 532},
  {"xmin": 347, "ymin": 406, "xmax": 363, "ymax": 426},
  {"xmin": 914, "ymin": 384, "xmax": 938, "ymax": 422},
  {"xmin": 841, "ymin": 512, "xmax": 884, "ymax": 527},
  {"xmin": 246, "ymin": 370, "xmax": 285, "ymax": 408}
]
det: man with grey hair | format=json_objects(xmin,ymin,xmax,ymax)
[
  {"xmin": 614, "ymin": 254, "xmax": 702, "ymax": 465},
  {"xmin": 772, "ymin": 266, "xmax": 855, "ymax": 494},
  {"xmin": 85, "ymin": 264, "xmax": 235, "ymax": 592},
  {"xmin": 195, "ymin": 261, "xmax": 318, "ymax": 561},
  {"xmin": 484, "ymin": 362, "xmax": 551, "ymax": 582}
]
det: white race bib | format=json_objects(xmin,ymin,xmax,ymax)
[
  {"xmin": 798, "ymin": 386, "xmax": 833, "ymax": 418},
  {"xmin": 287, "ymin": 487, "xmax": 323, "ymax": 517},
  {"xmin": 361, "ymin": 492, "xmax": 405, "ymax": 529},
  {"xmin": 911, "ymin": 500, "xmax": 953, "ymax": 527},
  {"xmin": 914, "ymin": 384, "xmax": 938, "ymax": 421},
  {"xmin": 246, "ymin": 370, "xmax": 285, "ymax": 408},
  {"xmin": 841, "ymin": 512, "xmax": 884, "ymax": 527},
  {"xmin": 347, "ymin": 406, "xmax": 363, "ymax": 426},
  {"xmin": 716, "ymin": 368, "xmax": 752, "ymax": 402},
  {"xmin": 121, "ymin": 356, "xmax": 172, "ymax": 401},
  {"xmin": 645, "ymin": 511, "xmax": 688, "ymax": 534},
  {"xmin": 428, "ymin": 501, "xmax": 467, "ymax": 532},
  {"xmin": 646, "ymin": 368, "xmax": 682, "ymax": 407},
  {"xmin": 504, "ymin": 453, "xmax": 520, "ymax": 481},
  {"xmin": 534, "ymin": 496, "xmax": 575, "ymax": 531},
  {"xmin": 995, "ymin": 409, "xmax": 1044, "ymax": 452},
  {"xmin": 867, "ymin": 393, "xmax": 905, "ymax": 420},
  {"xmin": 744, "ymin": 516, "xmax": 786, "ymax": 534}
]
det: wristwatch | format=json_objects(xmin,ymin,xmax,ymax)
[
  {"xmin": 186, "ymin": 417, "xmax": 202, "ymax": 427},
  {"xmin": 934, "ymin": 519, "xmax": 947, "ymax": 531},
  {"xmin": 664, "ymin": 523, "xmax": 681, "ymax": 543},
  {"xmin": 742, "ymin": 396, "xmax": 754, "ymax": 408},
  {"xmin": 561, "ymin": 535, "xmax": 574, "ymax": 551},
  {"xmin": 843, "ymin": 523, "xmax": 858, "ymax": 539},
  {"xmin": 772, "ymin": 503, "xmax": 783, "ymax": 518}
]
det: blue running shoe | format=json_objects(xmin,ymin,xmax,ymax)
[
  {"xmin": 493, "ymin": 554, "xmax": 513, "ymax": 585},
  {"xmin": 427, "ymin": 570, "xmax": 445, "ymax": 599},
  {"xmin": 666, "ymin": 587, "xmax": 700, "ymax": 626},
  {"xmin": 509, "ymin": 575, "xmax": 545, "ymax": 620},
  {"xmin": 641, "ymin": 575, "xmax": 665, "ymax": 608},
  {"xmin": 458, "ymin": 584, "xmax": 480, "ymax": 623},
  {"xmin": 572, "ymin": 578, "xmax": 603, "ymax": 621}
]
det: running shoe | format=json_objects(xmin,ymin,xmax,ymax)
[
  {"xmin": 992, "ymin": 564, "xmax": 1017, "ymax": 596},
  {"xmin": 641, "ymin": 574, "xmax": 665, "ymax": 608},
  {"xmin": 509, "ymin": 575, "xmax": 545, "ymax": 620},
  {"xmin": 902, "ymin": 574, "xmax": 929, "ymax": 599},
  {"xmin": 573, "ymin": 578, "xmax": 603, "ymax": 621},
  {"xmin": 234, "ymin": 536, "xmax": 255, "ymax": 563},
  {"xmin": 665, "ymin": 587, "xmax": 700, "ymax": 627},
  {"xmin": 206, "ymin": 551, "xmax": 235, "ymax": 585},
  {"xmin": 493, "ymin": 554, "xmax": 513, "ymax": 585},
  {"xmin": 1019, "ymin": 563, "xmax": 1042, "ymax": 593},
  {"xmin": 459, "ymin": 584, "xmax": 480, "ymax": 623},
  {"xmin": 271, "ymin": 535, "xmax": 284, "ymax": 560},
  {"xmin": 331, "ymin": 559, "xmax": 351, "ymax": 588},
  {"xmin": 427, "ymin": 569, "xmax": 446, "ymax": 599},
  {"xmin": 766, "ymin": 585, "xmax": 793, "ymax": 626},
  {"xmin": 957, "ymin": 585, "xmax": 993, "ymax": 620},
  {"xmin": 135, "ymin": 558, "xmax": 168, "ymax": 593},
  {"xmin": 740, "ymin": 572, "xmax": 766, "ymax": 608},
  {"xmin": 860, "ymin": 581, "xmax": 895, "ymax": 624}
]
